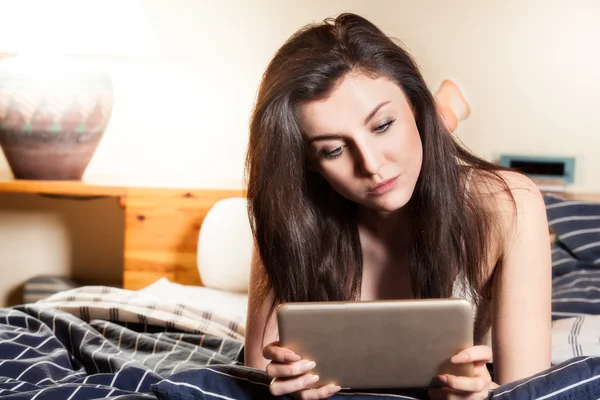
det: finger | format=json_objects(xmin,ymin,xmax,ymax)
[
  {"xmin": 450, "ymin": 345, "xmax": 493, "ymax": 364},
  {"xmin": 266, "ymin": 359, "xmax": 316, "ymax": 378},
  {"xmin": 438, "ymin": 373, "xmax": 489, "ymax": 393},
  {"xmin": 297, "ymin": 384, "xmax": 342, "ymax": 400},
  {"xmin": 263, "ymin": 341, "xmax": 301, "ymax": 363},
  {"xmin": 269, "ymin": 374, "xmax": 320, "ymax": 396}
]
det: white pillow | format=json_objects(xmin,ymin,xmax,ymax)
[{"xmin": 197, "ymin": 197, "xmax": 253, "ymax": 293}]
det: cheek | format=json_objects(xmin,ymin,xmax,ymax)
[
  {"xmin": 410, "ymin": 132, "xmax": 423, "ymax": 163},
  {"xmin": 318, "ymin": 162, "xmax": 358, "ymax": 194},
  {"xmin": 393, "ymin": 127, "xmax": 422, "ymax": 164},
  {"xmin": 320, "ymin": 167, "xmax": 349, "ymax": 188}
]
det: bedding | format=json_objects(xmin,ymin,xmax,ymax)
[
  {"xmin": 0, "ymin": 301, "xmax": 244, "ymax": 399},
  {"xmin": 36, "ymin": 285, "xmax": 245, "ymax": 341},
  {"xmin": 1, "ymin": 299, "xmax": 599, "ymax": 400},
  {"xmin": 139, "ymin": 278, "xmax": 248, "ymax": 323},
  {"xmin": 544, "ymin": 194, "xmax": 600, "ymax": 366},
  {"xmin": 0, "ymin": 287, "xmax": 436, "ymax": 400}
]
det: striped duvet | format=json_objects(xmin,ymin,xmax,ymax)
[
  {"xmin": 545, "ymin": 194, "xmax": 600, "ymax": 364},
  {"xmin": 0, "ymin": 287, "xmax": 245, "ymax": 399}
]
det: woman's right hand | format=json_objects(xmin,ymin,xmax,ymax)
[{"xmin": 263, "ymin": 341, "xmax": 342, "ymax": 399}]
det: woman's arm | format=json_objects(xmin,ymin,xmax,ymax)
[
  {"xmin": 492, "ymin": 171, "xmax": 552, "ymax": 384},
  {"xmin": 244, "ymin": 247, "xmax": 279, "ymax": 370},
  {"xmin": 245, "ymin": 249, "xmax": 337, "ymax": 397}
]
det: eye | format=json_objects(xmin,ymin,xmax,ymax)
[
  {"xmin": 374, "ymin": 119, "xmax": 396, "ymax": 133},
  {"xmin": 322, "ymin": 146, "xmax": 343, "ymax": 160}
]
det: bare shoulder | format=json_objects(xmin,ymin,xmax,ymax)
[
  {"xmin": 494, "ymin": 170, "xmax": 545, "ymax": 219},
  {"xmin": 496, "ymin": 170, "xmax": 543, "ymax": 198},
  {"xmin": 470, "ymin": 169, "xmax": 545, "ymax": 217},
  {"xmin": 469, "ymin": 169, "xmax": 548, "ymax": 258}
]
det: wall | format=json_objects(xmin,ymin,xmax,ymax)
[
  {"xmin": 0, "ymin": 0, "xmax": 598, "ymax": 305},
  {"xmin": 0, "ymin": 194, "xmax": 123, "ymax": 306}
]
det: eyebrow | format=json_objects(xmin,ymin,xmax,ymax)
[
  {"xmin": 307, "ymin": 100, "xmax": 391, "ymax": 144},
  {"xmin": 364, "ymin": 100, "xmax": 391, "ymax": 125}
]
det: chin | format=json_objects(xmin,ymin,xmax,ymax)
[{"xmin": 365, "ymin": 189, "xmax": 414, "ymax": 213}]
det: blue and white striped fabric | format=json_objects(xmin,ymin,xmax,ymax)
[
  {"xmin": 546, "ymin": 194, "xmax": 600, "ymax": 265},
  {"xmin": 551, "ymin": 267, "xmax": 600, "ymax": 320},
  {"xmin": 488, "ymin": 356, "xmax": 600, "ymax": 399},
  {"xmin": 153, "ymin": 365, "xmax": 431, "ymax": 400},
  {"xmin": 153, "ymin": 356, "xmax": 600, "ymax": 399},
  {"xmin": 0, "ymin": 306, "xmax": 440, "ymax": 400},
  {"xmin": 2, "ymin": 305, "xmax": 599, "ymax": 400},
  {"xmin": 0, "ymin": 305, "xmax": 243, "ymax": 399},
  {"xmin": 544, "ymin": 194, "xmax": 600, "ymax": 320},
  {"xmin": 544, "ymin": 194, "xmax": 600, "ymax": 364}
]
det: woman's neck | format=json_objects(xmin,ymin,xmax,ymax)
[{"xmin": 357, "ymin": 206, "xmax": 411, "ymax": 242}]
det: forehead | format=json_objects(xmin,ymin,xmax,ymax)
[{"xmin": 300, "ymin": 73, "xmax": 406, "ymax": 137}]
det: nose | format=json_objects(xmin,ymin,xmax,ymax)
[{"xmin": 355, "ymin": 140, "xmax": 384, "ymax": 176}]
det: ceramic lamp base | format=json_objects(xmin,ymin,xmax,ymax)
[
  {"xmin": 0, "ymin": 56, "xmax": 114, "ymax": 181},
  {"xmin": 0, "ymin": 129, "xmax": 104, "ymax": 180}
]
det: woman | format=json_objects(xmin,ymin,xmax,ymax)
[{"xmin": 244, "ymin": 13, "xmax": 552, "ymax": 399}]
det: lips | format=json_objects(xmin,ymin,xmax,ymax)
[{"xmin": 368, "ymin": 176, "xmax": 399, "ymax": 195}]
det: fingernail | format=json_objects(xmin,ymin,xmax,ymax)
[
  {"xmin": 304, "ymin": 374, "xmax": 319, "ymax": 385},
  {"xmin": 302, "ymin": 360, "xmax": 316, "ymax": 370},
  {"xmin": 438, "ymin": 375, "xmax": 447, "ymax": 383},
  {"xmin": 329, "ymin": 385, "xmax": 342, "ymax": 394}
]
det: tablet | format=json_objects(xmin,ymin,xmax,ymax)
[{"xmin": 277, "ymin": 298, "xmax": 474, "ymax": 390}]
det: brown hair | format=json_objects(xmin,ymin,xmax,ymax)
[{"xmin": 245, "ymin": 13, "xmax": 510, "ymax": 342}]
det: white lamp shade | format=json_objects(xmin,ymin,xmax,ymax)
[
  {"xmin": 0, "ymin": 0, "xmax": 159, "ymax": 58},
  {"xmin": 197, "ymin": 197, "xmax": 253, "ymax": 293}
]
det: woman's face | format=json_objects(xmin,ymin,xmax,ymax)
[{"xmin": 301, "ymin": 73, "xmax": 423, "ymax": 214}]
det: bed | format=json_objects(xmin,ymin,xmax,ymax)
[{"xmin": 1, "ymin": 188, "xmax": 600, "ymax": 399}]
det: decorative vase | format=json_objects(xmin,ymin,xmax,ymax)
[{"xmin": 0, "ymin": 56, "xmax": 114, "ymax": 180}]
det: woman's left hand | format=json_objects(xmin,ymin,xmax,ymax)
[{"xmin": 428, "ymin": 345, "xmax": 499, "ymax": 400}]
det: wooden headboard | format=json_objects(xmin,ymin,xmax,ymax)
[
  {"xmin": 121, "ymin": 188, "xmax": 600, "ymax": 291},
  {"xmin": 559, "ymin": 192, "xmax": 600, "ymax": 202},
  {"xmin": 123, "ymin": 187, "xmax": 245, "ymax": 290}
]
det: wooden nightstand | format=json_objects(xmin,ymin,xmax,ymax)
[{"xmin": 0, "ymin": 176, "xmax": 243, "ymax": 290}]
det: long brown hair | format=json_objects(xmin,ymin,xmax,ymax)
[{"xmin": 245, "ymin": 13, "xmax": 510, "ymax": 342}]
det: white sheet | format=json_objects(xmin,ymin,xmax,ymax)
[
  {"xmin": 139, "ymin": 278, "xmax": 249, "ymax": 323},
  {"xmin": 38, "ymin": 283, "xmax": 246, "ymax": 340},
  {"xmin": 552, "ymin": 315, "xmax": 600, "ymax": 364}
]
